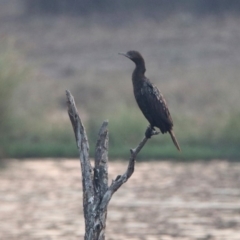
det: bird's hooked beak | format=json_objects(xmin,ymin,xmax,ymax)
[{"xmin": 118, "ymin": 52, "xmax": 130, "ymax": 59}]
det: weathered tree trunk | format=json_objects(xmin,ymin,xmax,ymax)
[{"xmin": 66, "ymin": 90, "xmax": 156, "ymax": 240}]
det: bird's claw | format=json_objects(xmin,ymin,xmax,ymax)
[
  {"xmin": 145, "ymin": 126, "xmax": 159, "ymax": 138},
  {"xmin": 145, "ymin": 126, "xmax": 152, "ymax": 138}
]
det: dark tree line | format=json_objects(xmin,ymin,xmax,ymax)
[{"xmin": 23, "ymin": 0, "xmax": 240, "ymax": 16}]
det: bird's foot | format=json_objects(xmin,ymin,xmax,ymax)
[
  {"xmin": 145, "ymin": 126, "xmax": 152, "ymax": 138},
  {"xmin": 145, "ymin": 126, "xmax": 160, "ymax": 139}
]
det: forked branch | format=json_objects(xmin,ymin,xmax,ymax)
[{"xmin": 66, "ymin": 90, "xmax": 155, "ymax": 240}]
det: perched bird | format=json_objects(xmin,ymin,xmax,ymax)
[{"xmin": 119, "ymin": 50, "xmax": 181, "ymax": 151}]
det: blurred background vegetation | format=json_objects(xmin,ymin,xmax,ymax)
[
  {"xmin": 0, "ymin": 0, "xmax": 240, "ymax": 160},
  {"xmin": 23, "ymin": 0, "xmax": 240, "ymax": 15}
]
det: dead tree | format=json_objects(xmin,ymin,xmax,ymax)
[{"xmin": 66, "ymin": 90, "xmax": 159, "ymax": 240}]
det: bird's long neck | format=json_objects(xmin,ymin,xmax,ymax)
[
  {"xmin": 132, "ymin": 60, "xmax": 146, "ymax": 87},
  {"xmin": 135, "ymin": 59, "xmax": 146, "ymax": 74}
]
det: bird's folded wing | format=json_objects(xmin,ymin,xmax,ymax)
[{"xmin": 141, "ymin": 80, "xmax": 173, "ymax": 127}]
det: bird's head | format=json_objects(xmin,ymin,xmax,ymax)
[{"xmin": 118, "ymin": 50, "xmax": 145, "ymax": 66}]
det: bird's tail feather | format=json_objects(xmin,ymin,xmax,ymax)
[{"xmin": 169, "ymin": 130, "xmax": 181, "ymax": 152}]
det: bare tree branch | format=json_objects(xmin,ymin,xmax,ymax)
[
  {"xmin": 94, "ymin": 121, "xmax": 109, "ymax": 202},
  {"xmin": 93, "ymin": 121, "xmax": 109, "ymax": 240},
  {"xmin": 94, "ymin": 135, "xmax": 150, "ymax": 223},
  {"xmin": 66, "ymin": 91, "xmax": 155, "ymax": 240},
  {"xmin": 66, "ymin": 90, "xmax": 95, "ymax": 239}
]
